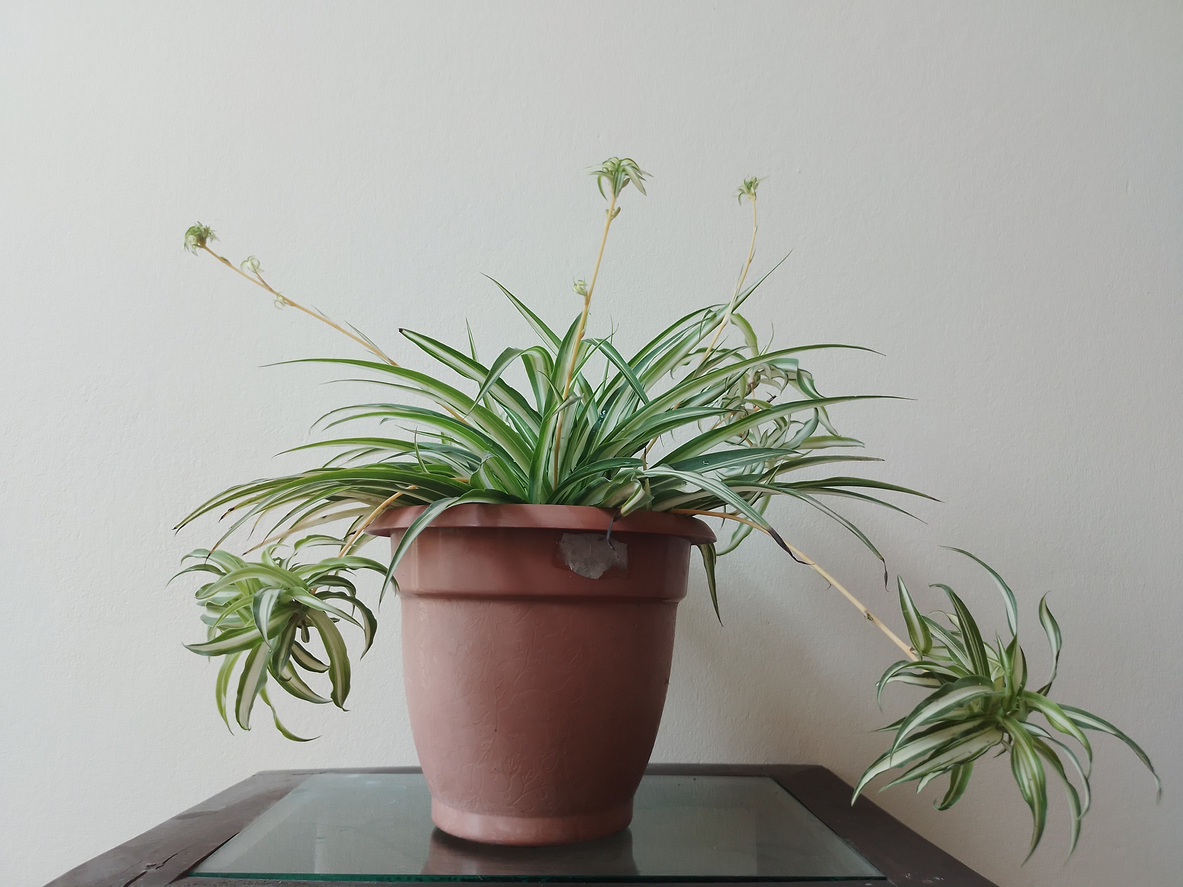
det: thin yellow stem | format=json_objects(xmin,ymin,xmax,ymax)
[
  {"xmin": 200, "ymin": 245, "xmax": 398, "ymax": 366},
  {"xmin": 696, "ymin": 194, "xmax": 758, "ymax": 372},
  {"xmin": 553, "ymin": 192, "xmax": 618, "ymax": 481},
  {"xmin": 670, "ymin": 508, "xmax": 918, "ymax": 661},
  {"xmin": 198, "ymin": 244, "xmax": 472, "ymax": 424},
  {"xmin": 340, "ymin": 488, "xmax": 416, "ymax": 555},
  {"xmin": 642, "ymin": 196, "xmax": 758, "ymax": 468}
]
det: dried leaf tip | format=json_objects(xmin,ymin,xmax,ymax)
[{"xmin": 184, "ymin": 223, "xmax": 215, "ymax": 254}]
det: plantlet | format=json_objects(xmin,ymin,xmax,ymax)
[{"xmin": 858, "ymin": 550, "xmax": 1159, "ymax": 860}]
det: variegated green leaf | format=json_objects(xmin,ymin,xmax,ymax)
[
  {"xmin": 215, "ymin": 651, "xmax": 242, "ymax": 733},
  {"xmin": 1022, "ymin": 692, "xmax": 1092, "ymax": 764},
  {"xmin": 897, "ymin": 576, "xmax": 931, "ymax": 657},
  {"xmin": 1060, "ymin": 704, "xmax": 1161, "ymax": 799},
  {"xmin": 946, "ymin": 547, "xmax": 1018, "ymax": 637},
  {"xmin": 235, "ymin": 643, "xmax": 270, "ymax": 730},
  {"xmin": 1031, "ymin": 736, "xmax": 1083, "ymax": 855},
  {"xmin": 931, "ymin": 584, "xmax": 990, "ymax": 678},
  {"xmin": 891, "ymin": 676, "xmax": 997, "ymax": 754},
  {"xmin": 259, "ymin": 686, "xmax": 316, "ymax": 742},
  {"xmin": 698, "ymin": 543, "xmax": 720, "ymax": 624},
  {"xmin": 306, "ymin": 610, "xmax": 350, "ymax": 709},
  {"xmin": 854, "ymin": 717, "xmax": 993, "ymax": 800},
  {"xmin": 882, "ymin": 724, "xmax": 1003, "ymax": 789},
  {"xmin": 1036, "ymin": 595, "xmax": 1062, "ymax": 694},
  {"xmin": 1002, "ymin": 718, "xmax": 1048, "ymax": 862},
  {"xmin": 935, "ymin": 762, "xmax": 974, "ymax": 810}
]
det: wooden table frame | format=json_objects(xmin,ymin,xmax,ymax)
[{"xmin": 45, "ymin": 764, "xmax": 997, "ymax": 887}]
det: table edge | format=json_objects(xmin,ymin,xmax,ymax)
[{"xmin": 43, "ymin": 765, "xmax": 996, "ymax": 887}]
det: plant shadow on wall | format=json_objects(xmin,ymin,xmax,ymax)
[{"xmin": 175, "ymin": 159, "xmax": 1158, "ymax": 860}]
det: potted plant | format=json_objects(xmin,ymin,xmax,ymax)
[{"xmin": 176, "ymin": 159, "xmax": 1158, "ymax": 856}]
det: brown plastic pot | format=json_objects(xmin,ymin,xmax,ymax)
[{"xmin": 367, "ymin": 503, "xmax": 714, "ymax": 846}]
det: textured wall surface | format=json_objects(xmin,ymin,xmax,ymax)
[{"xmin": 2, "ymin": 3, "xmax": 1180, "ymax": 885}]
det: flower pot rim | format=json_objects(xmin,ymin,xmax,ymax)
[{"xmin": 366, "ymin": 502, "xmax": 716, "ymax": 544}]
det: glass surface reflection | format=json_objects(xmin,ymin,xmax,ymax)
[{"xmin": 192, "ymin": 773, "xmax": 883, "ymax": 881}]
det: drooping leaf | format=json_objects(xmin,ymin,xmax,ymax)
[
  {"xmin": 698, "ymin": 543, "xmax": 720, "ymax": 624},
  {"xmin": 235, "ymin": 643, "xmax": 270, "ymax": 730},
  {"xmin": 1036, "ymin": 595, "xmax": 1062, "ymax": 694},
  {"xmin": 935, "ymin": 762, "xmax": 974, "ymax": 810},
  {"xmin": 1059, "ymin": 704, "xmax": 1161, "ymax": 799},
  {"xmin": 890, "ymin": 676, "xmax": 998, "ymax": 754},
  {"xmin": 259, "ymin": 686, "xmax": 317, "ymax": 742},
  {"xmin": 306, "ymin": 610, "xmax": 351, "ymax": 709},
  {"xmin": 1002, "ymin": 718, "xmax": 1049, "ymax": 862},
  {"xmin": 946, "ymin": 547, "xmax": 1018, "ymax": 637},
  {"xmin": 931, "ymin": 584, "xmax": 990, "ymax": 678},
  {"xmin": 215, "ymin": 651, "xmax": 242, "ymax": 733}
]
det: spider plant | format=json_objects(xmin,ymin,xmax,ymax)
[
  {"xmin": 174, "ymin": 159, "xmax": 1157, "ymax": 859},
  {"xmin": 179, "ymin": 159, "xmax": 928, "ymax": 673},
  {"xmin": 858, "ymin": 550, "xmax": 1160, "ymax": 860}
]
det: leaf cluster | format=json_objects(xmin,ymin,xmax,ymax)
[
  {"xmin": 861, "ymin": 551, "xmax": 1161, "ymax": 860},
  {"xmin": 176, "ymin": 545, "xmax": 385, "ymax": 739},
  {"xmin": 176, "ymin": 276, "xmax": 928, "ymax": 613}
]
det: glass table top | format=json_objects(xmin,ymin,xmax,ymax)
[{"xmin": 191, "ymin": 773, "xmax": 884, "ymax": 882}]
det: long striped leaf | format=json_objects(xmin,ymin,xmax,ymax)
[
  {"xmin": 318, "ymin": 591, "xmax": 378, "ymax": 655},
  {"xmin": 642, "ymin": 466, "xmax": 779, "ymax": 543},
  {"xmin": 551, "ymin": 457, "xmax": 644, "ymax": 503},
  {"xmin": 275, "ymin": 664, "xmax": 331, "ymax": 705},
  {"xmin": 891, "ymin": 676, "xmax": 998, "ymax": 754},
  {"xmin": 235, "ymin": 643, "xmax": 270, "ymax": 730},
  {"xmin": 251, "ymin": 587, "xmax": 283, "ymax": 645},
  {"xmin": 485, "ymin": 275, "xmax": 560, "ymax": 351},
  {"xmin": 1031, "ymin": 736, "xmax": 1083, "ymax": 856},
  {"xmin": 660, "ymin": 396, "xmax": 893, "ymax": 465},
  {"xmin": 291, "ymin": 641, "xmax": 329, "ymax": 673},
  {"xmin": 877, "ymin": 658, "xmax": 966, "ymax": 707},
  {"xmin": 306, "ymin": 610, "xmax": 350, "ymax": 709},
  {"xmin": 1059, "ymin": 704, "xmax": 1161, "ymax": 798},
  {"xmin": 215, "ymin": 651, "xmax": 242, "ymax": 733},
  {"xmin": 399, "ymin": 327, "xmax": 542, "ymax": 432},
  {"xmin": 1036, "ymin": 595, "xmax": 1062, "ymax": 694},
  {"xmin": 258, "ymin": 685, "xmax": 316, "ymax": 742},
  {"xmin": 897, "ymin": 576, "xmax": 931, "ymax": 657},
  {"xmin": 586, "ymin": 336, "xmax": 650, "ymax": 404},
  {"xmin": 186, "ymin": 609, "xmax": 299, "ymax": 656},
  {"xmin": 698, "ymin": 543, "xmax": 720, "ymax": 624},
  {"xmin": 1026, "ymin": 723, "xmax": 1092, "ymax": 815},
  {"xmin": 935, "ymin": 762, "xmax": 974, "ymax": 810},
  {"xmin": 882, "ymin": 724, "xmax": 1003, "ymax": 789},
  {"xmin": 1021, "ymin": 692, "xmax": 1091, "ymax": 763},
  {"xmin": 946, "ymin": 547, "xmax": 1018, "ymax": 637},
  {"xmin": 854, "ymin": 717, "xmax": 993, "ymax": 800},
  {"xmin": 931, "ymin": 584, "xmax": 990, "ymax": 678},
  {"xmin": 1002, "ymin": 718, "xmax": 1049, "ymax": 861}
]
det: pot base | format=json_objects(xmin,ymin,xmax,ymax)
[{"xmin": 431, "ymin": 798, "xmax": 633, "ymax": 846}]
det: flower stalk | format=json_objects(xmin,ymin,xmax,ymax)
[
  {"xmin": 185, "ymin": 226, "xmax": 398, "ymax": 367},
  {"xmin": 552, "ymin": 158, "xmax": 648, "ymax": 482}
]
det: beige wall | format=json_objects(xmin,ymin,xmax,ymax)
[{"xmin": 2, "ymin": 3, "xmax": 1180, "ymax": 885}]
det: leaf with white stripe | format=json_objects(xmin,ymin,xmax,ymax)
[{"xmin": 234, "ymin": 643, "xmax": 270, "ymax": 730}]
